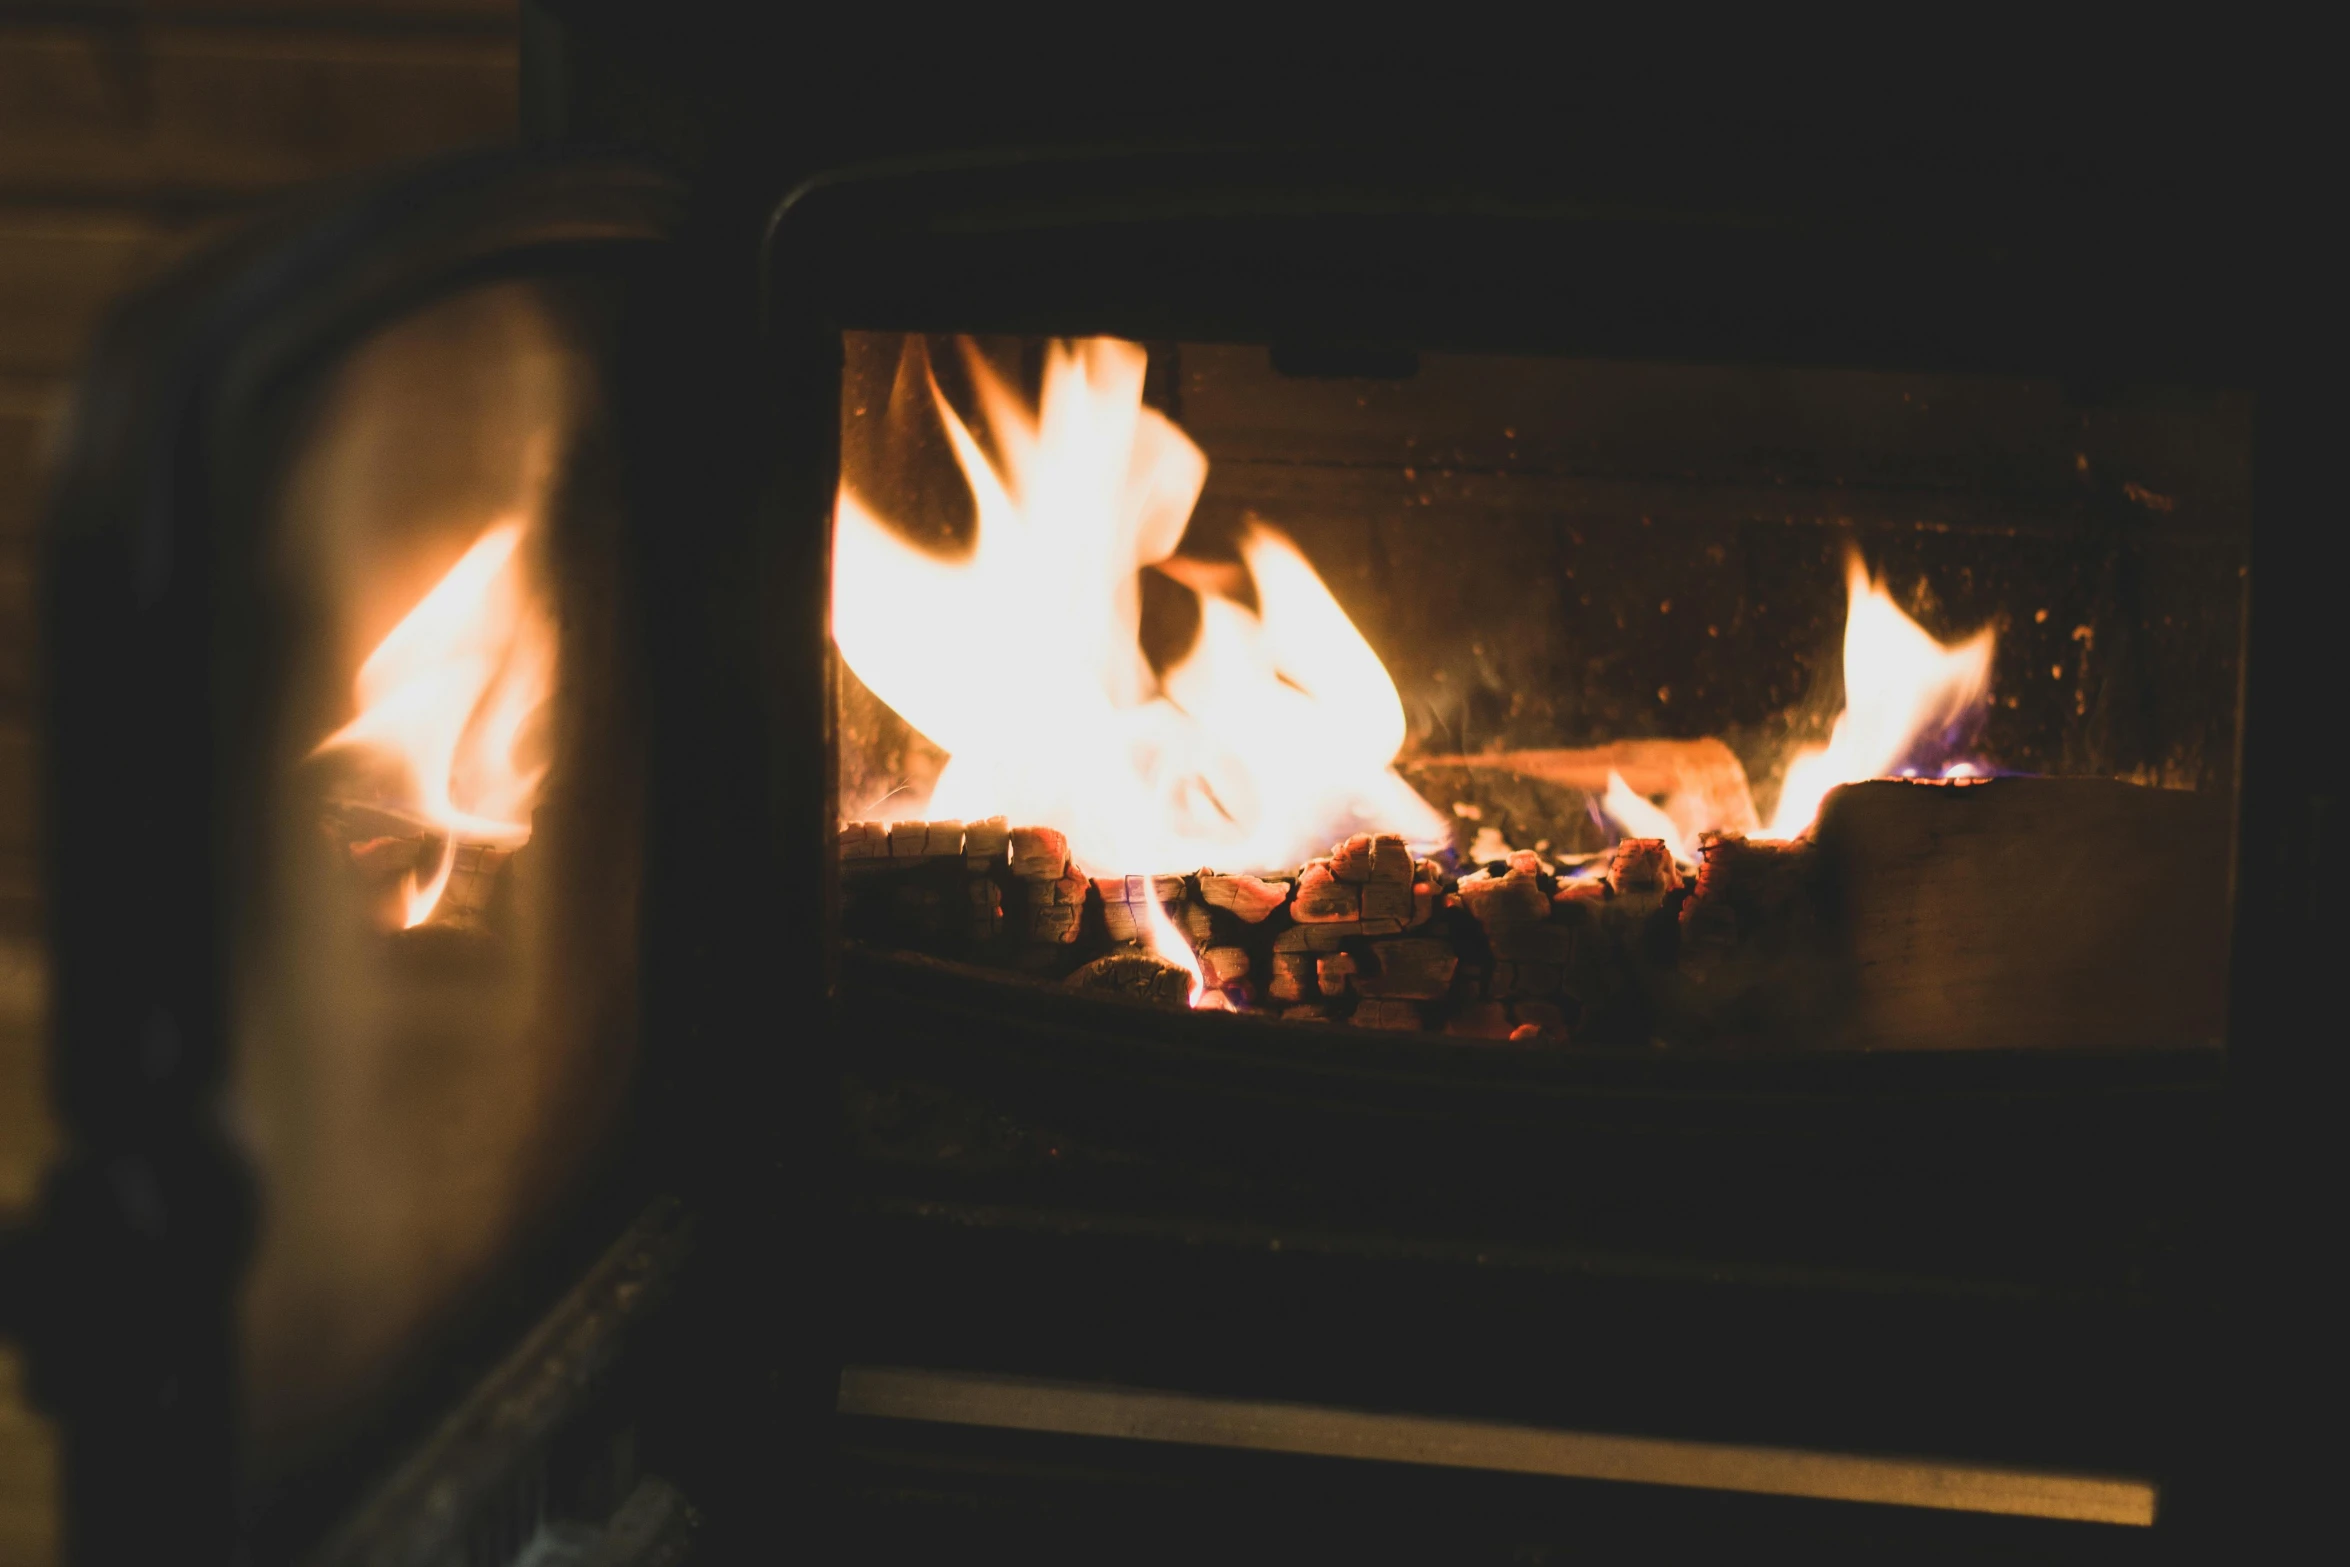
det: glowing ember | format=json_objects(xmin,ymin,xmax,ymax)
[
  {"xmin": 833, "ymin": 337, "xmax": 1446, "ymax": 876},
  {"xmin": 1139, "ymin": 892, "xmax": 1207, "ymax": 1007},
  {"xmin": 315, "ymin": 519, "xmax": 555, "ymax": 926},
  {"xmin": 1762, "ymin": 553, "xmax": 1995, "ymax": 839}
]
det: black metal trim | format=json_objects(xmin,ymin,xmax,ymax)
[
  {"xmin": 304, "ymin": 1198, "xmax": 697, "ymax": 1567},
  {"xmin": 759, "ymin": 148, "xmax": 2289, "ymax": 1549},
  {"xmin": 836, "ymin": 1364, "xmax": 2158, "ymax": 1526}
]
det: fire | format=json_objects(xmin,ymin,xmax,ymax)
[
  {"xmin": 1762, "ymin": 553, "xmax": 1995, "ymax": 838},
  {"xmin": 1592, "ymin": 556, "xmax": 1995, "ymax": 854},
  {"xmin": 833, "ymin": 334, "xmax": 1998, "ymax": 897},
  {"xmin": 1601, "ymin": 769, "xmax": 1692, "ymax": 863},
  {"xmin": 1138, "ymin": 892, "xmax": 1207, "ymax": 1007},
  {"xmin": 315, "ymin": 519, "xmax": 555, "ymax": 926},
  {"xmin": 833, "ymin": 337, "xmax": 1446, "ymax": 876}
]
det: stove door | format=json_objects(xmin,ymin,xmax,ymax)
[
  {"xmin": 759, "ymin": 150, "xmax": 2296, "ymax": 1560},
  {"xmin": 28, "ymin": 151, "xmax": 738, "ymax": 1565}
]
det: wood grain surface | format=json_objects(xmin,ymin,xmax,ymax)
[{"xmin": 1818, "ymin": 778, "xmax": 2232, "ymax": 1052}]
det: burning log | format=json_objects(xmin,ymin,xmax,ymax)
[
  {"xmin": 1199, "ymin": 873, "xmax": 1289, "ymax": 923},
  {"xmin": 967, "ymin": 877, "xmax": 1004, "ymax": 943},
  {"xmin": 1360, "ymin": 880, "xmax": 1416, "ymax": 922},
  {"xmin": 1267, "ymin": 951, "xmax": 1318, "ymax": 1003},
  {"xmin": 1272, "ymin": 920, "xmax": 1406, "ymax": 954},
  {"xmin": 1009, "ymin": 826, "xmax": 1070, "ymax": 880},
  {"xmin": 1065, "ymin": 951, "xmax": 1193, "ymax": 1009},
  {"xmin": 1410, "ymin": 738, "xmax": 1761, "ymax": 837},
  {"xmin": 1094, "ymin": 874, "xmax": 1187, "ymax": 943},
  {"xmin": 1019, "ymin": 865, "xmax": 1088, "ymax": 946},
  {"xmin": 1677, "ymin": 833, "xmax": 1818, "ymax": 979},
  {"xmin": 1354, "ymin": 937, "xmax": 1458, "ymax": 1001},
  {"xmin": 1202, "ymin": 946, "xmax": 1250, "ymax": 987},
  {"xmin": 1290, "ymin": 863, "xmax": 1361, "ymax": 923},
  {"xmin": 1411, "ymin": 862, "xmax": 1443, "ymax": 929},
  {"xmin": 1664, "ymin": 831, "xmax": 1831, "ymax": 1047},
  {"xmin": 1604, "ymin": 837, "xmax": 1683, "ymax": 918},
  {"xmin": 1456, "ymin": 857, "xmax": 1550, "ymax": 930},
  {"xmin": 839, "ymin": 773, "xmax": 2225, "ymax": 1056},
  {"xmin": 1405, "ymin": 737, "xmax": 1760, "ymax": 860},
  {"xmin": 1329, "ymin": 832, "xmax": 1414, "ymax": 885},
  {"xmin": 963, "ymin": 816, "xmax": 1011, "ymax": 871},
  {"xmin": 889, "ymin": 819, "xmax": 967, "ymax": 859},
  {"xmin": 1316, "ymin": 952, "xmax": 1358, "ymax": 998}
]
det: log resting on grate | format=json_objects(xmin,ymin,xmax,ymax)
[{"xmin": 832, "ymin": 776, "xmax": 2230, "ymax": 1052}]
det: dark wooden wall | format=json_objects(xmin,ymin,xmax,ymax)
[{"xmin": 1, "ymin": 6, "xmax": 517, "ymax": 1559}]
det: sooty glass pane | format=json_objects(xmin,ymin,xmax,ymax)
[
  {"xmin": 832, "ymin": 333, "xmax": 2246, "ymax": 1054},
  {"xmin": 235, "ymin": 277, "xmax": 642, "ymax": 1464}
]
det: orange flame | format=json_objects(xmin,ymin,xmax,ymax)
[
  {"xmin": 1762, "ymin": 554, "xmax": 1995, "ymax": 838},
  {"xmin": 1139, "ymin": 892, "xmax": 1207, "ymax": 1007},
  {"xmin": 1600, "ymin": 768, "xmax": 1693, "ymax": 863},
  {"xmin": 833, "ymin": 337, "xmax": 1446, "ymax": 876},
  {"xmin": 316, "ymin": 519, "xmax": 555, "ymax": 926}
]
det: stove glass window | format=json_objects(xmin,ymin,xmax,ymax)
[{"xmin": 832, "ymin": 331, "xmax": 2247, "ymax": 1054}]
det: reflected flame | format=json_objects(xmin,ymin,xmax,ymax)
[
  {"xmin": 1763, "ymin": 553, "xmax": 1995, "ymax": 838},
  {"xmin": 1601, "ymin": 769, "xmax": 1691, "ymax": 863},
  {"xmin": 404, "ymin": 837, "xmax": 459, "ymax": 928},
  {"xmin": 315, "ymin": 519, "xmax": 555, "ymax": 926},
  {"xmin": 833, "ymin": 337, "xmax": 1446, "ymax": 875},
  {"xmin": 1139, "ymin": 893, "xmax": 1207, "ymax": 1007}
]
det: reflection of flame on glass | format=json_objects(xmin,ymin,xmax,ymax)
[
  {"xmin": 833, "ymin": 336, "xmax": 1446, "ymax": 877},
  {"xmin": 1763, "ymin": 553, "xmax": 1995, "ymax": 838},
  {"xmin": 314, "ymin": 519, "xmax": 555, "ymax": 926}
]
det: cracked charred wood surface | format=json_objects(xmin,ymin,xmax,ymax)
[
  {"xmin": 843, "ymin": 776, "xmax": 2233, "ymax": 1057},
  {"xmin": 1407, "ymin": 738, "xmax": 1762, "ymax": 847}
]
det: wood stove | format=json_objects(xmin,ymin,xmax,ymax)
[
  {"xmin": 13, "ymin": 152, "xmax": 715, "ymax": 1565},
  {"xmin": 776, "ymin": 151, "xmax": 2277, "ymax": 1562},
  {"xmin": 3, "ymin": 82, "xmax": 2333, "ymax": 1566}
]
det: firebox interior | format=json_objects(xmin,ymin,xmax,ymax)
[{"xmin": 833, "ymin": 330, "xmax": 2246, "ymax": 1053}]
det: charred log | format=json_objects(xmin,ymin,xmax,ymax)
[{"xmin": 834, "ymin": 777, "xmax": 2231, "ymax": 1053}]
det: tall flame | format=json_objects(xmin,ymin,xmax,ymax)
[
  {"xmin": 1762, "ymin": 553, "xmax": 1995, "ymax": 838},
  {"xmin": 1139, "ymin": 892, "xmax": 1207, "ymax": 1007},
  {"xmin": 316, "ymin": 519, "xmax": 555, "ymax": 926},
  {"xmin": 833, "ymin": 337, "xmax": 1445, "ymax": 875},
  {"xmin": 1601, "ymin": 768, "xmax": 1692, "ymax": 863}
]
